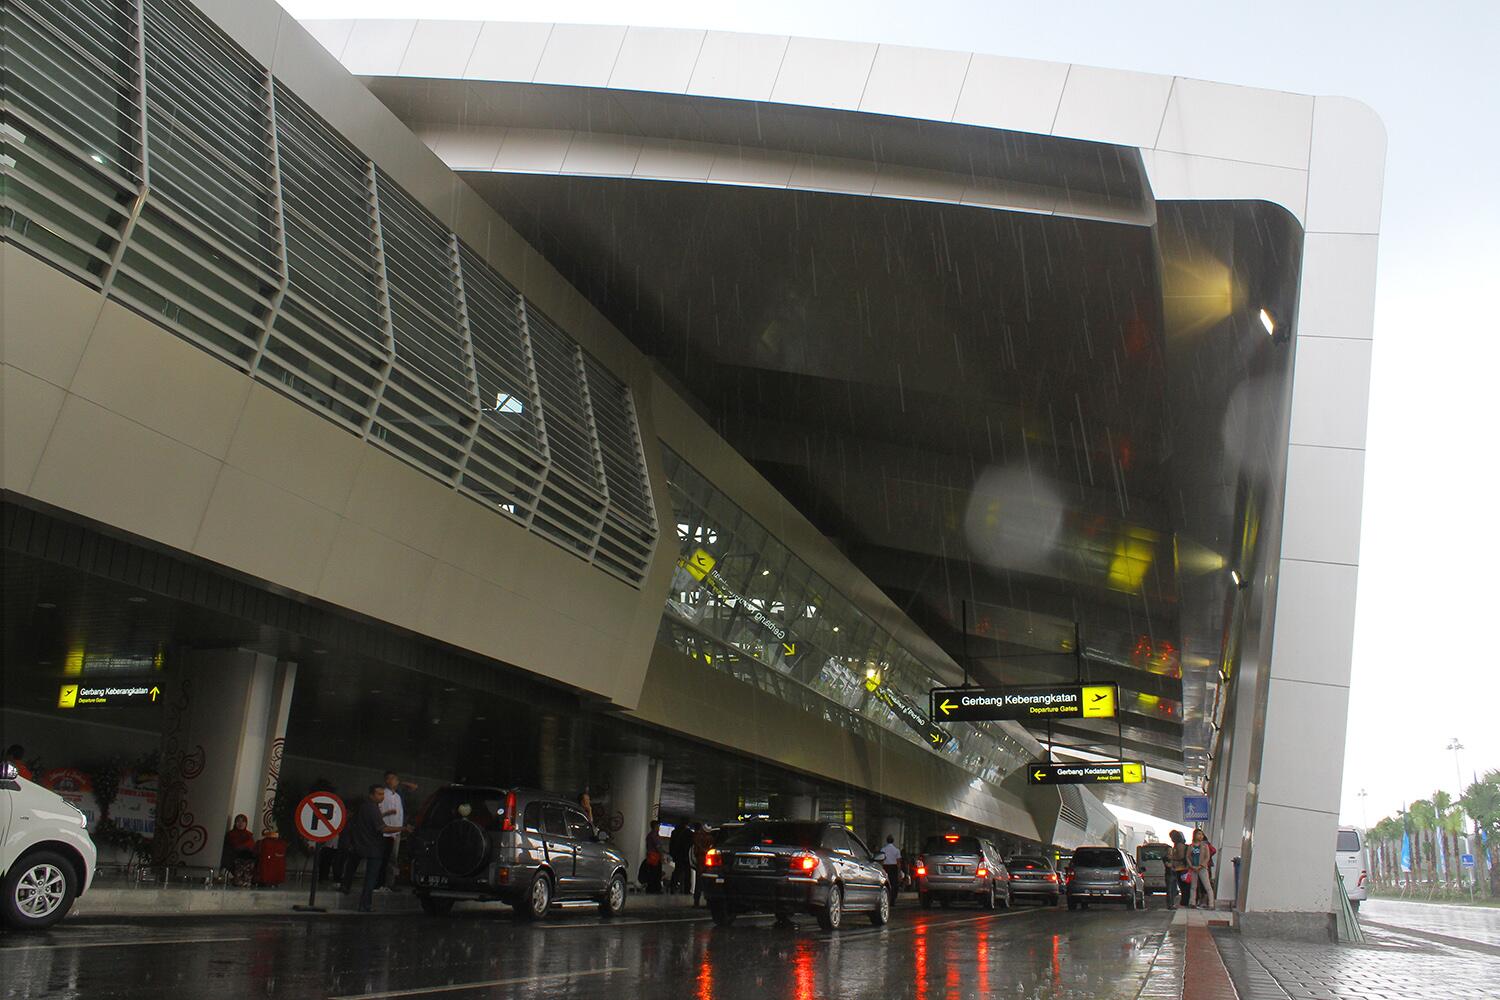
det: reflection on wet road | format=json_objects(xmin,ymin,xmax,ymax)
[{"xmin": 0, "ymin": 901, "xmax": 1175, "ymax": 999}]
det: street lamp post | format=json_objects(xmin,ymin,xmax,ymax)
[
  {"xmin": 1357, "ymin": 788, "xmax": 1368, "ymax": 831},
  {"xmin": 1447, "ymin": 738, "xmax": 1466, "ymax": 893}
]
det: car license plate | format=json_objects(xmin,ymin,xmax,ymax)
[
  {"xmin": 942, "ymin": 865, "xmax": 964, "ymax": 874},
  {"xmin": 737, "ymin": 855, "xmax": 771, "ymax": 870}
]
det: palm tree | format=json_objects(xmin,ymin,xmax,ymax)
[
  {"xmin": 1461, "ymin": 771, "xmax": 1500, "ymax": 897},
  {"xmin": 1409, "ymin": 799, "xmax": 1436, "ymax": 886}
]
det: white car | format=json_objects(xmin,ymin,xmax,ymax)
[
  {"xmin": 1, "ymin": 761, "xmax": 96, "ymax": 929},
  {"xmin": 1335, "ymin": 825, "xmax": 1368, "ymax": 911}
]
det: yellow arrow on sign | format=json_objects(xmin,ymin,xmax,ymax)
[
  {"xmin": 782, "ymin": 642, "xmax": 796, "ymax": 656},
  {"xmin": 929, "ymin": 732, "xmax": 945, "ymax": 744},
  {"xmin": 150, "ymin": 686, "xmax": 161, "ymax": 702},
  {"xmin": 1033, "ymin": 769, "xmax": 1046, "ymax": 782},
  {"xmin": 938, "ymin": 699, "xmax": 958, "ymax": 716}
]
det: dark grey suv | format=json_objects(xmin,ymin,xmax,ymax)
[{"xmin": 409, "ymin": 786, "xmax": 627, "ymax": 919}]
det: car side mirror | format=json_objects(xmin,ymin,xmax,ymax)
[{"xmin": 0, "ymin": 762, "xmax": 17, "ymax": 780}]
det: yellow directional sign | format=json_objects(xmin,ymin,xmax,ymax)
[
  {"xmin": 782, "ymin": 642, "xmax": 797, "ymax": 657},
  {"xmin": 680, "ymin": 548, "xmax": 717, "ymax": 581},
  {"xmin": 1081, "ymin": 685, "xmax": 1116, "ymax": 718},
  {"xmin": 56, "ymin": 680, "xmax": 164, "ymax": 709},
  {"xmin": 1027, "ymin": 761, "xmax": 1148, "ymax": 786},
  {"xmin": 929, "ymin": 683, "xmax": 1119, "ymax": 722}
]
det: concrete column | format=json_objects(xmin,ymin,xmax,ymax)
[
  {"xmin": 154, "ymin": 649, "xmax": 296, "ymax": 866},
  {"xmin": 784, "ymin": 795, "xmax": 817, "ymax": 820},
  {"xmin": 602, "ymin": 753, "xmax": 658, "ymax": 876}
]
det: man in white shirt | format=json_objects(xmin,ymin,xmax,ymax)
[
  {"xmin": 379, "ymin": 770, "xmax": 406, "ymax": 890},
  {"xmin": 878, "ymin": 836, "xmax": 902, "ymax": 907}
]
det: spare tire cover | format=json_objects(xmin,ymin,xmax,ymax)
[{"xmin": 436, "ymin": 820, "xmax": 489, "ymax": 877}]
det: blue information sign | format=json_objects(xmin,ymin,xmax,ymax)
[
  {"xmin": 1183, "ymin": 795, "xmax": 1210, "ymax": 822},
  {"xmin": 1461, "ymin": 853, "xmax": 1475, "ymax": 869}
]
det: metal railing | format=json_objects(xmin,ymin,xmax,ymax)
[{"xmin": 1, "ymin": 0, "xmax": 658, "ymax": 586}]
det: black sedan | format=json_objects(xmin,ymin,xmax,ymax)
[{"xmin": 700, "ymin": 820, "xmax": 890, "ymax": 930}]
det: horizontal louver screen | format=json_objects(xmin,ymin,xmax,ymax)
[{"xmin": 1, "ymin": 0, "xmax": 657, "ymax": 586}]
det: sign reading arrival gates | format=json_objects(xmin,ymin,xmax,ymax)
[
  {"xmin": 1027, "ymin": 761, "xmax": 1146, "ymax": 786},
  {"xmin": 930, "ymin": 683, "xmax": 1118, "ymax": 722}
]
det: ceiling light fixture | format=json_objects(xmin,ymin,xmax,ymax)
[
  {"xmin": 1230, "ymin": 569, "xmax": 1241, "ymax": 586},
  {"xmin": 36, "ymin": 602, "xmax": 57, "ymax": 609},
  {"xmin": 126, "ymin": 596, "xmax": 147, "ymax": 604},
  {"xmin": 1258, "ymin": 308, "xmax": 1275, "ymax": 337}
]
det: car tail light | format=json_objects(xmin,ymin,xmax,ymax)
[
  {"xmin": 500, "ymin": 790, "xmax": 517, "ymax": 832},
  {"xmin": 1045, "ymin": 873, "xmax": 1057, "ymax": 882},
  {"xmin": 976, "ymin": 868, "xmax": 988, "ymax": 878},
  {"xmin": 1119, "ymin": 870, "xmax": 1131, "ymax": 882},
  {"xmin": 1358, "ymin": 870, "xmax": 1367, "ymax": 887},
  {"xmin": 703, "ymin": 849, "xmax": 722, "ymax": 869},
  {"xmin": 790, "ymin": 853, "xmax": 819, "ymax": 873},
  {"xmin": 944, "ymin": 834, "xmax": 961, "ymax": 843},
  {"xmin": 1064, "ymin": 866, "xmax": 1075, "ymax": 883},
  {"xmin": 914, "ymin": 856, "xmax": 927, "ymax": 877}
]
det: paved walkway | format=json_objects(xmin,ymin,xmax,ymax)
[
  {"xmin": 1359, "ymin": 897, "xmax": 1500, "ymax": 950},
  {"xmin": 1212, "ymin": 901, "xmax": 1500, "ymax": 1000}
]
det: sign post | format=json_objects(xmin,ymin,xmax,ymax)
[
  {"xmin": 292, "ymin": 791, "xmax": 346, "ymax": 913},
  {"xmin": 1026, "ymin": 761, "xmax": 1146, "ymax": 786},
  {"xmin": 930, "ymin": 684, "xmax": 1118, "ymax": 722}
]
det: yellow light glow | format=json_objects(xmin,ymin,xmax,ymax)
[{"xmin": 64, "ymin": 647, "xmax": 85, "ymax": 676}]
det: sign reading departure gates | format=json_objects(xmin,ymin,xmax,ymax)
[
  {"xmin": 1027, "ymin": 761, "xmax": 1146, "ymax": 786},
  {"xmin": 930, "ymin": 683, "xmax": 1118, "ymax": 722},
  {"xmin": 57, "ymin": 680, "xmax": 162, "ymax": 709},
  {"xmin": 294, "ymin": 791, "xmax": 347, "ymax": 844}
]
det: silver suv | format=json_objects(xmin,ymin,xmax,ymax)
[
  {"xmin": 409, "ymin": 786, "xmax": 627, "ymax": 919},
  {"xmin": 1064, "ymin": 846, "xmax": 1146, "ymax": 910}
]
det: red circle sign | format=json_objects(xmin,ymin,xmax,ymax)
[{"xmin": 294, "ymin": 791, "xmax": 346, "ymax": 843}]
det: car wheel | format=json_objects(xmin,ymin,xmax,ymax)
[
  {"xmin": 1124, "ymin": 891, "xmax": 1136, "ymax": 911},
  {"xmin": 918, "ymin": 892, "xmax": 933, "ymax": 909},
  {"xmin": 1050, "ymin": 895, "xmax": 1060, "ymax": 907},
  {"xmin": 514, "ymin": 871, "xmax": 551, "ymax": 921},
  {"xmin": 418, "ymin": 894, "xmax": 455, "ymax": 916},
  {"xmin": 981, "ymin": 884, "xmax": 996, "ymax": 910},
  {"xmin": 1350, "ymin": 899, "xmax": 1361, "ymax": 913},
  {"xmin": 869, "ymin": 889, "xmax": 890, "ymax": 926},
  {"xmin": 1002, "ymin": 887, "xmax": 1012, "ymax": 910},
  {"xmin": 937, "ymin": 895, "xmax": 951, "ymax": 909},
  {"xmin": 1067, "ymin": 898, "xmax": 1078, "ymax": 912},
  {"xmin": 709, "ymin": 900, "xmax": 736, "ymax": 927},
  {"xmin": 599, "ymin": 873, "xmax": 627, "ymax": 918},
  {"xmin": 3, "ymin": 851, "xmax": 77, "ymax": 930},
  {"xmin": 816, "ymin": 884, "xmax": 843, "ymax": 931}
]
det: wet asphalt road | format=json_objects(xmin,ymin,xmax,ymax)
[{"xmin": 1, "ymin": 898, "xmax": 1175, "ymax": 1000}]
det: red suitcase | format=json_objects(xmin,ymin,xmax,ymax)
[{"xmin": 255, "ymin": 835, "xmax": 288, "ymax": 886}]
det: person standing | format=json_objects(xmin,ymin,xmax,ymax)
[
  {"xmin": 669, "ymin": 820, "xmax": 694, "ymax": 895},
  {"xmin": 878, "ymin": 835, "xmax": 903, "ymax": 908},
  {"xmin": 378, "ymin": 770, "xmax": 407, "ymax": 891},
  {"xmin": 1167, "ymin": 829, "xmax": 1191, "ymax": 909},
  {"xmin": 1192, "ymin": 829, "xmax": 1217, "ymax": 908},
  {"xmin": 577, "ymin": 788, "xmax": 593, "ymax": 825},
  {"xmin": 3, "ymin": 744, "xmax": 33, "ymax": 781},
  {"xmin": 642, "ymin": 820, "xmax": 665, "ymax": 893},
  {"xmin": 348, "ymin": 785, "xmax": 399, "ymax": 912},
  {"xmin": 691, "ymin": 822, "xmax": 715, "ymax": 907}
]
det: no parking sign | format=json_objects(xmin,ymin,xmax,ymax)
[{"xmin": 295, "ymin": 791, "xmax": 346, "ymax": 844}]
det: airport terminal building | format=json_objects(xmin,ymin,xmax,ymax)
[{"xmin": 0, "ymin": 0, "xmax": 1383, "ymax": 937}]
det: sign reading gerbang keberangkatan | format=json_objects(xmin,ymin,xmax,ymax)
[{"xmin": 930, "ymin": 684, "xmax": 1118, "ymax": 722}]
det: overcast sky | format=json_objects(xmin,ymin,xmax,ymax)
[{"xmin": 280, "ymin": 1, "xmax": 1500, "ymax": 828}]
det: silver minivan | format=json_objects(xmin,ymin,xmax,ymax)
[
  {"xmin": 1335, "ymin": 826, "xmax": 1368, "ymax": 911},
  {"xmin": 1065, "ymin": 846, "xmax": 1146, "ymax": 910},
  {"xmin": 915, "ymin": 834, "xmax": 1012, "ymax": 909},
  {"xmin": 408, "ymin": 786, "xmax": 628, "ymax": 919}
]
